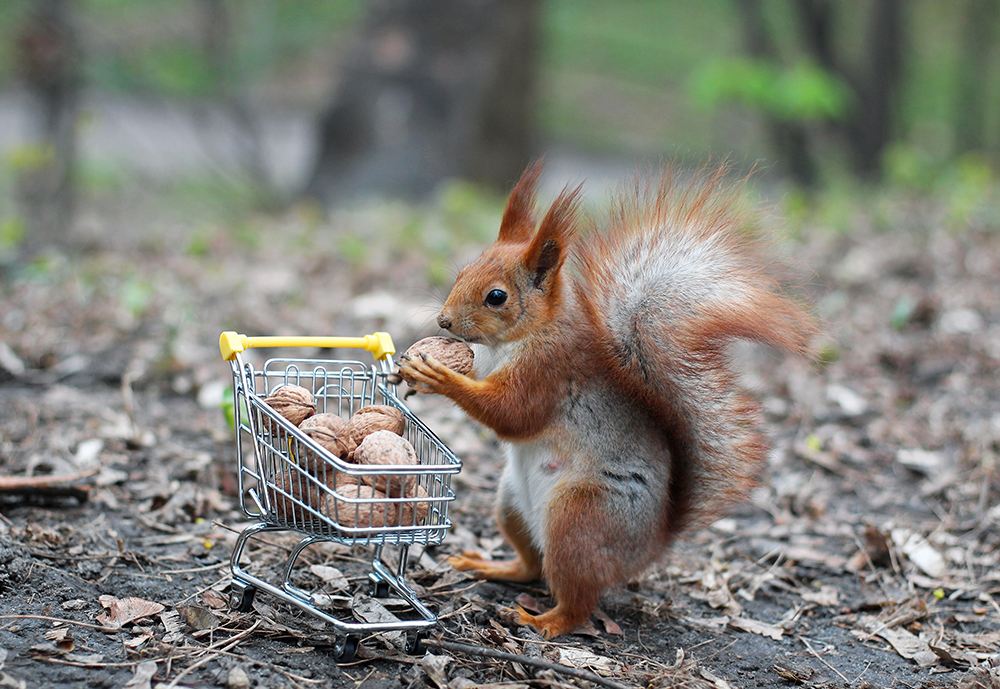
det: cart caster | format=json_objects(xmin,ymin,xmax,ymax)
[
  {"xmin": 334, "ymin": 635, "xmax": 359, "ymax": 663},
  {"xmin": 229, "ymin": 581, "xmax": 257, "ymax": 612},
  {"xmin": 405, "ymin": 631, "xmax": 425, "ymax": 655},
  {"xmin": 368, "ymin": 579, "xmax": 391, "ymax": 598}
]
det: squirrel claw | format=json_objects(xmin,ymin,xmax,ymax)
[
  {"xmin": 512, "ymin": 605, "xmax": 578, "ymax": 640},
  {"xmin": 397, "ymin": 354, "xmax": 454, "ymax": 394}
]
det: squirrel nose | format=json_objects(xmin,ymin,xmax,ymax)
[{"xmin": 437, "ymin": 313, "xmax": 452, "ymax": 330}]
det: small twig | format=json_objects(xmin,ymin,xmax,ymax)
[
  {"xmin": 0, "ymin": 471, "xmax": 94, "ymax": 490},
  {"xmin": 423, "ymin": 638, "xmax": 633, "ymax": 689},
  {"xmin": 33, "ymin": 657, "xmax": 143, "ymax": 668},
  {"xmin": 0, "ymin": 472, "xmax": 92, "ymax": 503},
  {"xmin": 799, "ymin": 636, "xmax": 850, "ymax": 685},
  {"xmin": 0, "ymin": 614, "xmax": 120, "ymax": 633},
  {"xmin": 166, "ymin": 620, "xmax": 262, "ymax": 687}
]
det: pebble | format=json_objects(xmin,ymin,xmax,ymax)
[{"xmin": 227, "ymin": 666, "xmax": 250, "ymax": 689}]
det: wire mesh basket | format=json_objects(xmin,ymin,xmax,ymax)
[{"xmin": 219, "ymin": 331, "xmax": 462, "ymax": 660}]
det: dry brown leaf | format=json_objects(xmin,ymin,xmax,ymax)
[
  {"xmin": 42, "ymin": 628, "xmax": 73, "ymax": 654},
  {"xmin": 419, "ymin": 653, "xmax": 452, "ymax": 689},
  {"xmin": 801, "ymin": 585, "xmax": 841, "ymax": 607},
  {"xmin": 309, "ymin": 564, "xmax": 349, "ymax": 591},
  {"xmin": 177, "ymin": 604, "xmax": 221, "ymax": 632},
  {"xmin": 200, "ymin": 589, "xmax": 228, "ymax": 610},
  {"xmin": 728, "ymin": 616, "xmax": 784, "ymax": 640},
  {"xmin": 892, "ymin": 529, "xmax": 946, "ymax": 578},
  {"xmin": 556, "ymin": 647, "xmax": 622, "ymax": 677},
  {"xmin": 514, "ymin": 592, "xmax": 543, "ymax": 614},
  {"xmin": 592, "ymin": 607, "xmax": 624, "ymax": 636},
  {"xmin": 95, "ymin": 595, "xmax": 165, "ymax": 628},
  {"xmin": 699, "ymin": 667, "xmax": 735, "ymax": 689},
  {"xmin": 773, "ymin": 663, "xmax": 815, "ymax": 684},
  {"xmin": 123, "ymin": 660, "xmax": 157, "ymax": 689}
]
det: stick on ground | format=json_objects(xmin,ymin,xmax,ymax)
[{"xmin": 423, "ymin": 637, "xmax": 634, "ymax": 689}]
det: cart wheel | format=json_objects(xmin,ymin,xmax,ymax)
[
  {"xmin": 368, "ymin": 580, "xmax": 390, "ymax": 598},
  {"xmin": 334, "ymin": 635, "xmax": 359, "ymax": 663},
  {"xmin": 229, "ymin": 581, "xmax": 256, "ymax": 612},
  {"xmin": 404, "ymin": 631, "xmax": 425, "ymax": 656}
]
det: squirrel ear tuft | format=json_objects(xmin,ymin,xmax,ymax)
[
  {"xmin": 525, "ymin": 184, "xmax": 582, "ymax": 288},
  {"xmin": 498, "ymin": 160, "xmax": 544, "ymax": 243}
]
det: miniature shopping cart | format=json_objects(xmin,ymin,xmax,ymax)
[{"xmin": 219, "ymin": 331, "xmax": 461, "ymax": 661}]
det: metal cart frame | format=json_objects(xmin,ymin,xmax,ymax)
[{"xmin": 219, "ymin": 331, "xmax": 461, "ymax": 660}]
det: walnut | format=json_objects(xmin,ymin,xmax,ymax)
[
  {"xmin": 270, "ymin": 469, "xmax": 428, "ymax": 529},
  {"xmin": 352, "ymin": 430, "xmax": 418, "ymax": 497},
  {"xmin": 390, "ymin": 337, "xmax": 474, "ymax": 389},
  {"xmin": 299, "ymin": 413, "xmax": 355, "ymax": 459},
  {"xmin": 261, "ymin": 384, "xmax": 315, "ymax": 431},
  {"xmin": 348, "ymin": 405, "xmax": 405, "ymax": 445},
  {"xmin": 330, "ymin": 482, "xmax": 429, "ymax": 528},
  {"xmin": 268, "ymin": 467, "xmax": 350, "ymax": 524}
]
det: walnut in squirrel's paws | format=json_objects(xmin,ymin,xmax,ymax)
[{"xmin": 389, "ymin": 336, "xmax": 474, "ymax": 394}]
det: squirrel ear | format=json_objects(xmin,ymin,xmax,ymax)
[
  {"xmin": 524, "ymin": 184, "xmax": 582, "ymax": 288},
  {"xmin": 498, "ymin": 160, "xmax": 544, "ymax": 243}
]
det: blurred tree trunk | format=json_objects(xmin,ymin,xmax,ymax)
[
  {"xmin": 16, "ymin": 0, "xmax": 81, "ymax": 250},
  {"xmin": 303, "ymin": 0, "xmax": 540, "ymax": 204},
  {"xmin": 954, "ymin": 0, "xmax": 998, "ymax": 155},
  {"xmin": 735, "ymin": 0, "xmax": 817, "ymax": 186},
  {"xmin": 795, "ymin": 0, "xmax": 906, "ymax": 178},
  {"xmin": 849, "ymin": 0, "xmax": 904, "ymax": 176},
  {"xmin": 198, "ymin": 0, "xmax": 277, "ymax": 206}
]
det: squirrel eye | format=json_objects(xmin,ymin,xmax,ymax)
[{"xmin": 484, "ymin": 289, "xmax": 508, "ymax": 307}]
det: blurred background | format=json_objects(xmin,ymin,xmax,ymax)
[{"xmin": 0, "ymin": 0, "xmax": 998, "ymax": 384}]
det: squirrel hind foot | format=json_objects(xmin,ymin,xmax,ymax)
[
  {"xmin": 447, "ymin": 552, "xmax": 541, "ymax": 583},
  {"xmin": 513, "ymin": 604, "xmax": 584, "ymax": 639}
]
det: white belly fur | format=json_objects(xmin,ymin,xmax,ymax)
[
  {"xmin": 502, "ymin": 440, "xmax": 562, "ymax": 551},
  {"xmin": 473, "ymin": 342, "xmax": 561, "ymax": 551}
]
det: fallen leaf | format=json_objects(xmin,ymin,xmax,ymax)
[
  {"xmin": 124, "ymin": 660, "xmax": 157, "ymax": 689},
  {"xmin": 96, "ymin": 595, "xmax": 165, "ymax": 628},
  {"xmin": 699, "ymin": 667, "xmax": 734, "ymax": 689},
  {"xmin": 773, "ymin": 663, "xmax": 815, "ymax": 684},
  {"xmin": 351, "ymin": 596, "xmax": 403, "ymax": 647},
  {"xmin": 801, "ymin": 586, "xmax": 840, "ymax": 607},
  {"xmin": 896, "ymin": 448, "xmax": 944, "ymax": 475},
  {"xmin": 177, "ymin": 605, "xmax": 221, "ymax": 632},
  {"xmin": 201, "ymin": 589, "xmax": 228, "ymax": 610},
  {"xmin": 159, "ymin": 610, "xmax": 185, "ymax": 643},
  {"xmin": 891, "ymin": 529, "xmax": 946, "ymax": 578},
  {"xmin": 420, "ymin": 653, "xmax": 452, "ymax": 689},
  {"xmin": 123, "ymin": 629, "xmax": 153, "ymax": 649},
  {"xmin": 592, "ymin": 608, "xmax": 623, "ymax": 636},
  {"xmin": 728, "ymin": 616, "xmax": 784, "ymax": 640},
  {"xmin": 309, "ymin": 564, "xmax": 349, "ymax": 591},
  {"xmin": 557, "ymin": 647, "xmax": 621, "ymax": 677},
  {"xmin": 514, "ymin": 593, "xmax": 543, "ymax": 614},
  {"xmin": 43, "ymin": 628, "xmax": 74, "ymax": 653}
]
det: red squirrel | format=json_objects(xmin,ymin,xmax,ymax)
[{"xmin": 398, "ymin": 162, "xmax": 815, "ymax": 638}]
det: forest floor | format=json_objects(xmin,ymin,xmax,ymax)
[{"xmin": 0, "ymin": 185, "xmax": 998, "ymax": 689}]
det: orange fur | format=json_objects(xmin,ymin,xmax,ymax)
[
  {"xmin": 399, "ymin": 163, "xmax": 816, "ymax": 637},
  {"xmin": 448, "ymin": 503, "xmax": 542, "ymax": 583}
]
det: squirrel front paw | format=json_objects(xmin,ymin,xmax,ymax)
[{"xmin": 397, "ymin": 353, "xmax": 460, "ymax": 395}]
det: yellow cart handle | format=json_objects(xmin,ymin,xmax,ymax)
[{"xmin": 219, "ymin": 331, "xmax": 395, "ymax": 362}]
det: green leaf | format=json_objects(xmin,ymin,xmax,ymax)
[
  {"xmin": 221, "ymin": 386, "xmax": 236, "ymax": 428},
  {"xmin": 890, "ymin": 296, "xmax": 917, "ymax": 331}
]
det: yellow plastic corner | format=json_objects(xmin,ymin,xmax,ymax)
[
  {"xmin": 219, "ymin": 331, "xmax": 248, "ymax": 361},
  {"xmin": 366, "ymin": 331, "xmax": 396, "ymax": 361}
]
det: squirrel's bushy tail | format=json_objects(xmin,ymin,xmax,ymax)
[{"xmin": 574, "ymin": 166, "xmax": 815, "ymax": 534}]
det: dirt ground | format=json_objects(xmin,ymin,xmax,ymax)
[{"xmin": 1, "ymin": 193, "xmax": 998, "ymax": 688}]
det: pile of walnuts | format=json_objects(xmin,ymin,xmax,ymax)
[
  {"xmin": 257, "ymin": 337, "xmax": 473, "ymax": 530},
  {"xmin": 262, "ymin": 386, "xmax": 425, "ymax": 528}
]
